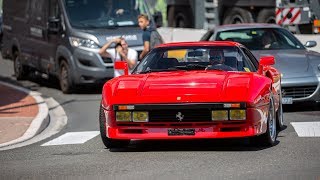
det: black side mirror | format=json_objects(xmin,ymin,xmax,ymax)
[
  {"xmin": 304, "ymin": 41, "xmax": 317, "ymax": 48},
  {"xmin": 48, "ymin": 17, "xmax": 61, "ymax": 34},
  {"xmin": 153, "ymin": 11, "xmax": 163, "ymax": 28}
]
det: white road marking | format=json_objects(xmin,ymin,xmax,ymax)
[
  {"xmin": 291, "ymin": 122, "xmax": 320, "ymax": 137},
  {"xmin": 41, "ymin": 131, "xmax": 100, "ymax": 146}
]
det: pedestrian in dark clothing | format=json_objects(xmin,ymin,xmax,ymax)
[{"xmin": 138, "ymin": 14, "xmax": 152, "ymax": 60}]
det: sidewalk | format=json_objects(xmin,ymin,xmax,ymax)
[{"xmin": 0, "ymin": 82, "xmax": 47, "ymax": 146}]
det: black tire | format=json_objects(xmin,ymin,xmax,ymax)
[
  {"xmin": 276, "ymin": 88, "xmax": 285, "ymax": 130},
  {"xmin": 223, "ymin": 7, "xmax": 254, "ymax": 25},
  {"xmin": 59, "ymin": 60, "xmax": 74, "ymax": 94},
  {"xmin": 251, "ymin": 96, "xmax": 277, "ymax": 147},
  {"xmin": 99, "ymin": 104, "xmax": 130, "ymax": 149},
  {"xmin": 13, "ymin": 51, "xmax": 29, "ymax": 80},
  {"xmin": 298, "ymin": 24, "xmax": 313, "ymax": 34},
  {"xmin": 257, "ymin": 8, "xmax": 276, "ymax": 24},
  {"xmin": 168, "ymin": 6, "xmax": 193, "ymax": 28}
]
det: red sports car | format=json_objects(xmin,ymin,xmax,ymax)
[{"xmin": 99, "ymin": 41, "xmax": 284, "ymax": 148}]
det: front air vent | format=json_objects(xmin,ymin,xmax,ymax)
[{"xmin": 282, "ymin": 86, "xmax": 317, "ymax": 98}]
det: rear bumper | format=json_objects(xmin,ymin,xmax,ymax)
[{"xmin": 106, "ymin": 123, "xmax": 263, "ymax": 140}]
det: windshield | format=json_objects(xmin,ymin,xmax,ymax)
[
  {"xmin": 216, "ymin": 28, "xmax": 305, "ymax": 50},
  {"xmin": 133, "ymin": 46, "xmax": 258, "ymax": 74},
  {"xmin": 64, "ymin": 0, "xmax": 149, "ymax": 28}
]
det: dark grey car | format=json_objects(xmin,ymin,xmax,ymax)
[{"xmin": 201, "ymin": 24, "xmax": 320, "ymax": 104}]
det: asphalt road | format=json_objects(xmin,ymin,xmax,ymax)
[{"xmin": 0, "ymin": 57, "xmax": 320, "ymax": 179}]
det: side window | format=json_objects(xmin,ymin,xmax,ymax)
[
  {"xmin": 6, "ymin": 0, "xmax": 29, "ymax": 19},
  {"xmin": 49, "ymin": 0, "xmax": 60, "ymax": 18},
  {"xmin": 240, "ymin": 48, "xmax": 257, "ymax": 72},
  {"xmin": 30, "ymin": 0, "xmax": 45, "ymax": 23}
]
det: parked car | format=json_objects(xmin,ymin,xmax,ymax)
[
  {"xmin": 99, "ymin": 41, "xmax": 284, "ymax": 148},
  {"xmin": 201, "ymin": 24, "xmax": 320, "ymax": 104},
  {"xmin": 1, "ymin": 0, "xmax": 163, "ymax": 93}
]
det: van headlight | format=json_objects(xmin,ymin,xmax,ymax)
[{"xmin": 69, "ymin": 37, "xmax": 99, "ymax": 49}]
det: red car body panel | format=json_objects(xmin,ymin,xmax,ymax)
[{"xmin": 101, "ymin": 42, "xmax": 281, "ymax": 140}]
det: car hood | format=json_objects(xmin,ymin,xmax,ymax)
[
  {"xmin": 251, "ymin": 49, "xmax": 316, "ymax": 78},
  {"xmin": 104, "ymin": 71, "xmax": 271, "ymax": 105},
  {"xmin": 78, "ymin": 27, "xmax": 143, "ymax": 48}
]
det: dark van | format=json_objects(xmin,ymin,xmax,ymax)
[{"xmin": 1, "ymin": 0, "xmax": 163, "ymax": 93}]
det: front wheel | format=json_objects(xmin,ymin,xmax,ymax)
[
  {"xmin": 251, "ymin": 97, "xmax": 277, "ymax": 147},
  {"xmin": 99, "ymin": 104, "xmax": 130, "ymax": 149},
  {"xmin": 59, "ymin": 60, "xmax": 74, "ymax": 94}
]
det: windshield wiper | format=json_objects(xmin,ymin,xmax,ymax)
[{"xmin": 174, "ymin": 64, "xmax": 207, "ymax": 70}]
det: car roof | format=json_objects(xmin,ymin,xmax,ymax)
[
  {"xmin": 212, "ymin": 23, "xmax": 282, "ymax": 32},
  {"xmin": 157, "ymin": 41, "xmax": 242, "ymax": 48}
]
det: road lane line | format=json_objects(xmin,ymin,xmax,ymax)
[
  {"xmin": 41, "ymin": 131, "xmax": 100, "ymax": 146},
  {"xmin": 291, "ymin": 122, "xmax": 320, "ymax": 137}
]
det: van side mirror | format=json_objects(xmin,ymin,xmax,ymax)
[
  {"xmin": 258, "ymin": 56, "xmax": 275, "ymax": 74},
  {"xmin": 304, "ymin": 41, "xmax": 317, "ymax": 48},
  {"xmin": 114, "ymin": 61, "xmax": 129, "ymax": 75},
  {"xmin": 153, "ymin": 11, "xmax": 163, "ymax": 28},
  {"xmin": 48, "ymin": 17, "xmax": 61, "ymax": 34}
]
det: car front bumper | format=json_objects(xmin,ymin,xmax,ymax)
[
  {"xmin": 104, "ymin": 107, "xmax": 269, "ymax": 140},
  {"xmin": 107, "ymin": 124, "xmax": 260, "ymax": 140}
]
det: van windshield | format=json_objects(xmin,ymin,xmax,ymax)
[{"xmin": 64, "ymin": 0, "xmax": 149, "ymax": 28}]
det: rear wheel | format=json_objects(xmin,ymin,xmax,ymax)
[
  {"xmin": 251, "ymin": 97, "xmax": 277, "ymax": 147},
  {"xmin": 257, "ymin": 8, "xmax": 276, "ymax": 24},
  {"xmin": 99, "ymin": 104, "xmax": 130, "ymax": 149},
  {"xmin": 13, "ymin": 51, "xmax": 29, "ymax": 80},
  {"xmin": 223, "ymin": 7, "xmax": 254, "ymax": 25}
]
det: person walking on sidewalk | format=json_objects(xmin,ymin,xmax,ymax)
[{"xmin": 99, "ymin": 37, "xmax": 138, "ymax": 77}]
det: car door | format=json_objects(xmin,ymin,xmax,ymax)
[
  {"xmin": 28, "ymin": 0, "xmax": 48, "ymax": 72},
  {"xmin": 45, "ymin": 0, "xmax": 62, "ymax": 75}
]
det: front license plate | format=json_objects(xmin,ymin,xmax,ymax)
[
  {"xmin": 168, "ymin": 128, "xmax": 195, "ymax": 136},
  {"xmin": 282, "ymin": 97, "xmax": 293, "ymax": 104}
]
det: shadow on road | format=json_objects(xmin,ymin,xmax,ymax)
[
  {"xmin": 0, "ymin": 76, "xmax": 29, "ymax": 109},
  {"xmin": 109, "ymin": 138, "xmax": 280, "ymax": 152},
  {"xmin": 25, "ymin": 74, "xmax": 105, "ymax": 95}
]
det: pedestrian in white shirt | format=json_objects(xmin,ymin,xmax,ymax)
[{"xmin": 99, "ymin": 37, "xmax": 138, "ymax": 77}]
